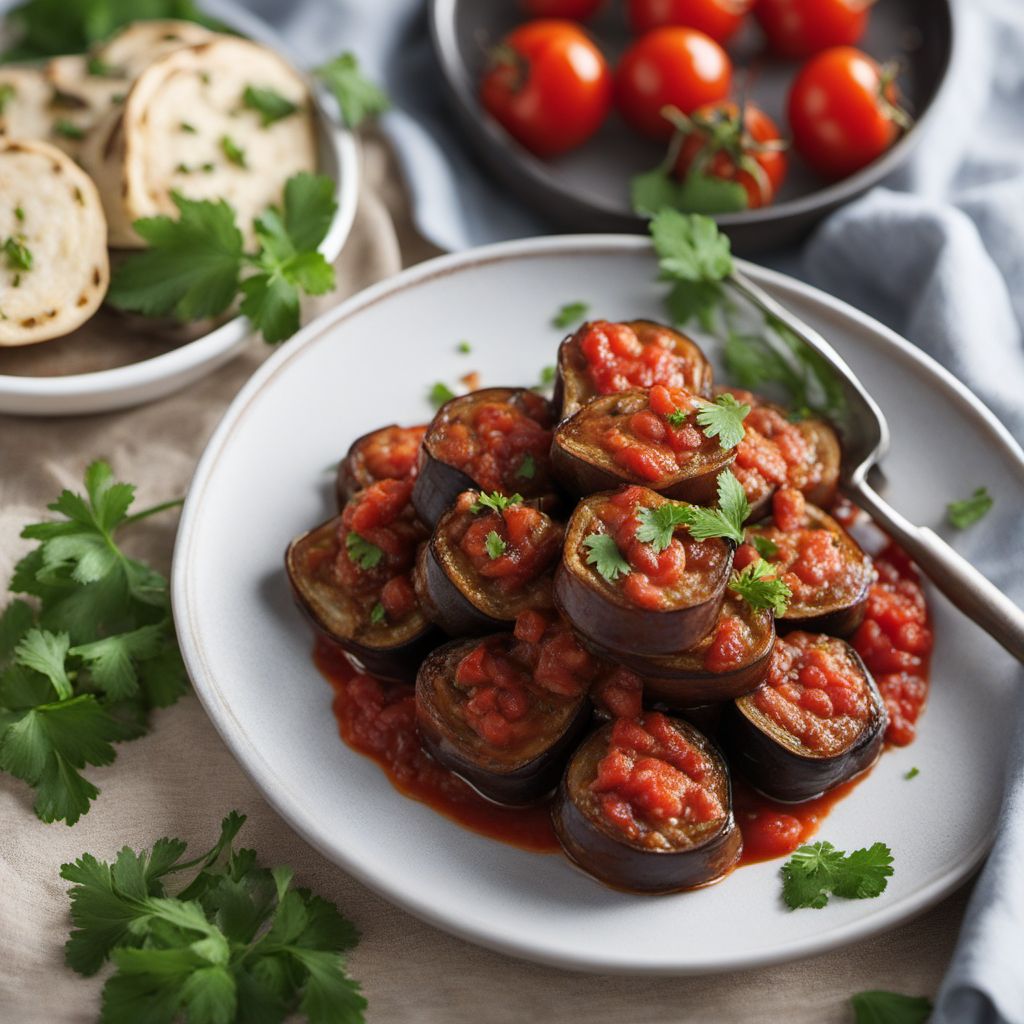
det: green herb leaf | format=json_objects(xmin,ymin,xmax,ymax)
[
  {"xmin": 552, "ymin": 301, "xmax": 588, "ymax": 329},
  {"xmin": 651, "ymin": 209, "xmax": 733, "ymax": 285},
  {"xmin": 751, "ymin": 534, "xmax": 779, "ymax": 559},
  {"xmin": 3, "ymin": 235, "xmax": 33, "ymax": 271},
  {"xmin": 631, "ymin": 166, "xmax": 683, "ymax": 219},
  {"xmin": 665, "ymin": 407, "xmax": 687, "ymax": 427},
  {"xmin": 315, "ymin": 52, "xmax": 390, "ymax": 130},
  {"xmin": 516, "ymin": 453, "xmax": 536, "ymax": 480},
  {"xmin": 904, "ymin": 766, "xmax": 919, "ymax": 781},
  {"xmin": 0, "ymin": 82, "xmax": 15, "ymax": 114},
  {"xmin": 345, "ymin": 532, "xmax": 383, "ymax": 571},
  {"xmin": 242, "ymin": 84, "xmax": 299, "ymax": 127},
  {"xmin": 728, "ymin": 559, "xmax": 791, "ymax": 615},
  {"xmin": 61, "ymin": 811, "xmax": 366, "ymax": 1022},
  {"xmin": 179, "ymin": 120, "xmax": 197, "ymax": 133},
  {"xmin": 52, "ymin": 118, "xmax": 86, "ymax": 139},
  {"xmin": 428, "ymin": 382, "xmax": 455, "ymax": 407},
  {"xmin": 86, "ymin": 55, "xmax": 117, "ymax": 77},
  {"xmin": 635, "ymin": 504, "xmax": 690, "ymax": 552},
  {"xmin": 675, "ymin": 470, "xmax": 749, "ymax": 544},
  {"xmin": 470, "ymin": 492, "xmax": 522, "ymax": 515},
  {"xmin": 456, "ymin": 340, "xmax": 471, "ymax": 354},
  {"xmin": 850, "ymin": 990, "xmax": 932, "ymax": 1024},
  {"xmin": 696, "ymin": 392, "xmax": 750, "ymax": 450},
  {"xmin": 219, "ymin": 133, "xmax": 247, "ymax": 168},
  {"xmin": 369, "ymin": 603, "xmax": 386, "ymax": 626},
  {"xmin": 781, "ymin": 841, "xmax": 894, "ymax": 910},
  {"xmin": 631, "ymin": 166, "xmax": 748, "ymax": 218},
  {"xmin": 14, "ymin": 628, "xmax": 72, "ymax": 700},
  {"xmin": 584, "ymin": 534, "xmax": 630, "ymax": 583},
  {"xmin": 946, "ymin": 487, "xmax": 993, "ymax": 529},
  {"xmin": 484, "ymin": 531, "xmax": 507, "ymax": 560}
]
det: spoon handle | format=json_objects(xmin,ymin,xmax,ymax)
[{"xmin": 849, "ymin": 478, "xmax": 1024, "ymax": 663}]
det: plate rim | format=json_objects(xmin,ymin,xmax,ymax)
[
  {"xmin": 172, "ymin": 233, "xmax": 1024, "ymax": 975},
  {"xmin": 0, "ymin": 3, "xmax": 360, "ymax": 416}
]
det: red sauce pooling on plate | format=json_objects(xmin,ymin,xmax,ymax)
[{"xmin": 314, "ymin": 534, "xmax": 931, "ymax": 866}]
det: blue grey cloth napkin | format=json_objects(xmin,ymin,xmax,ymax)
[{"xmin": 250, "ymin": 1, "xmax": 1024, "ymax": 1018}]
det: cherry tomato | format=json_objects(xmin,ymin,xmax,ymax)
[
  {"xmin": 616, "ymin": 27, "xmax": 732, "ymax": 140},
  {"xmin": 754, "ymin": 0, "xmax": 870, "ymax": 58},
  {"xmin": 627, "ymin": 0, "xmax": 754, "ymax": 45},
  {"xmin": 523, "ymin": 0, "xmax": 603, "ymax": 17},
  {"xmin": 480, "ymin": 20, "xmax": 613, "ymax": 157},
  {"xmin": 671, "ymin": 102, "xmax": 787, "ymax": 208},
  {"xmin": 788, "ymin": 46, "xmax": 908, "ymax": 179}
]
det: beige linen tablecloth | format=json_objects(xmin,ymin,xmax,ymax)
[{"xmin": 0, "ymin": 137, "xmax": 967, "ymax": 1023}]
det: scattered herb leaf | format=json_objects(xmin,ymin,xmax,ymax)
[
  {"xmin": 584, "ymin": 534, "xmax": 631, "ymax": 583},
  {"xmin": 729, "ymin": 558, "xmax": 791, "ymax": 615},
  {"xmin": 665, "ymin": 407, "xmax": 687, "ymax": 427},
  {"xmin": 219, "ymin": 133, "xmax": 247, "ymax": 168},
  {"xmin": 3, "ymin": 235, "xmax": 32, "ymax": 271},
  {"xmin": 751, "ymin": 534, "xmax": 779, "ymax": 559},
  {"xmin": 635, "ymin": 503, "xmax": 689, "ymax": 552},
  {"xmin": 86, "ymin": 55, "xmax": 117, "ymax": 77},
  {"xmin": 696, "ymin": 392, "xmax": 750, "ymax": 450},
  {"xmin": 470, "ymin": 492, "xmax": 522, "ymax": 515},
  {"xmin": 781, "ymin": 841, "xmax": 894, "ymax": 910},
  {"xmin": 369, "ymin": 602, "xmax": 386, "ymax": 626},
  {"xmin": 676, "ymin": 470, "xmax": 749, "ymax": 544},
  {"xmin": 179, "ymin": 120, "xmax": 197, "ymax": 133},
  {"xmin": 345, "ymin": 532, "xmax": 383, "ymax": 571},
  {"xmin": 552, "ymin": 301, "xmax": 588, "ymax": 329},
  {"xmin": 315, "ymin": 52, "xmax": 390, "ymax": 130},
  {"xmin": 850, "ymin": 990, "xmax": 932, "ymax": 1024},
  {"xmin": 516, "ymin": 453, "xmax": 536, "ymax": 480},
  {"xmin": 946, "ymin": 487, "xmax": 993, "ymax": 529},
  {"xmin": 456, "ymin": 340, "xmax": 471, "ymax": 354},
  {"xmin": 242, "ymin": 84, "xmax": 299, "ymax": 127},
  {"xmin": 0, "ymin": 82, "xmax": 15, "ymax": 114},
  {"xmin": 484, "ymin": 531, "xmax": 507, "ymax": 560},
  {"xmin": 904, "ymin": 766, "xmax": 919, "ymax": 781},
  {"xmin": 428, "ymin": 382, "xmax": 455, "ymax": 407}
]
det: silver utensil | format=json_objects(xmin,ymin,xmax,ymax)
[{"xmin": 728, "ymin": 267, "xmax": 1024, "ymax": 663}]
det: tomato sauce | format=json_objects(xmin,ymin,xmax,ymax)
[
  {"xmin": 355, "ymin": 425, "xmax": 426, "ymax": 487},
  {"xmin": 313, "ymin": 533, "xmax": 931, "ymax": 870}
]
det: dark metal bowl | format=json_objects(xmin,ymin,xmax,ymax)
[{"xmin": 429, "ymin": 0, "xmax": 955, "ymax": 254}]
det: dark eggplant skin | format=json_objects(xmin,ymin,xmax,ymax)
[
  {"xmin": 415, "ymin": 636, "xmax": 592, "ymax": 805},
  {"xmin": 413, "ymin": 495, "xmax": 559, "ymax": 637},
  {"xmin": 285, "ymin": 517, "xmax": 439, "ymax": 684},
  {"xmin": 722, "ymin": 636, "xmax": 887, "ymax": 803},
  {"xmin": 600, "ymin": 598, "xmax": 776, "ymax": 708},
  {"xmin": 550, "ymin": 389, "xmax": 735, "ymax": 504},
  {"xmin": 552, "ymin": 716, "xmax": 742, "ymax": 893},
  {"xmin": 412, "ymin": 388, "xmax": 556, "ymax": 528},
  {"xmin": 555, "ymin": 489, "xmax": 732, "ymax": 659},
  {"xmin": 555, "ymin": 319, "xmax": 714, "ymax": 420},
  {"xmin": 746, "ymin": 503, "xmax": 874, "ymax": 637},
  {"xmin": 335, "ymin": 423, "xmax": 427, "ymax": 509}
]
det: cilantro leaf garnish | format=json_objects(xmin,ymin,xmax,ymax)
[
  {"xmin": 86, "ymin": 55, "xmax": 117, "ymax": 77},
  {"xmin": 650, "ymin": 210, "xmax": 733, "ymax": 331},
  {"xmin": 676, "ymin": 470, "xmax": 749, "ymax": 544},
  {"xmin": 456, "ymin": 339, "xmax": 471, "ymax": 354},
  {"xmin": 470, "ymin": 492, "xmax": 522, "ymax": 514},
  {"xmin": 728, "ymin": 558, "xmax": 791, "ymax": 615},
  {"xmin": 485, "ymin": 531, "xmax": 507, "ymax": 559},
  {"xmin": 751, "ymin": 534, "xmax": 779, "ymax": 559},
  {"xmin": 61, "ymin": 811, "xmax": 366, "ymax": 1022},
  {"xmin": 584, "ymin": 534, "xmax": 630, "ymax": 583},
  {"xmin": 850, "ymin": 991, "xmax": 932, "ymax": 1024},
  {"xmin": 534, "ymin": 365, "xmax": 557, "ymax": 392},
  {"xmin": 345, "ymin": 532, "xmax": 383, "ymax": 570},
  {"xmin": 635, "ymin": 504, "xmax": 689, "ymax": 552},
  {"xmin": 3, "ymin": 235, "xmax": 33, "ymax": 271},
  {"xmin": 0, "ymin": 82, "xmax": 15, "ymax": 114},
  {"xmin": 219, "ymin": 133, "xmax": 247, "ymax": 168},
  {"xmin": 631, "ymin": 165, "xmax": 747, "ymax": 218},
  {"xmin": 52, "ymin": 118, "xmax": 86, "ymax": 139},
  {"xmin": 696, "ymin": 392, "xmax": 750, "ymax": 450},
  {"xmin": 315, "ymin": 52, "xmax": 390, "ymax": 129},
  {"xmin": 781, "ymin": 841, "xmax": 894, "ymax": 910},
  {"xmin": 552, "ymin": 301, "xmax": 588, "ymax": 329},
  {"xmin": 516, "ymin": 454, "xmax": 536, "ymax": 480},
  {"xmin": 369, "ymin": 602, "xmax": 386, "ymax": 626},
  {"xmin": 946, "ymin": 487, "xmax": 993, "ymax": 529},
  {"xmin": 428, "ymin": 382, "xmax": 455, "ymax": 407},
  {"xmin": 1, "ymin": 461, "xmax": 186, "ymax": 824},
  {"xmin": 107, "ymin": 172, "xmax": 337, "ymax": 344},
  {"xmin": 242, "ymin": 84, "xmax": 299, "ymax": 127},
  {"xmin": 904, "ymin": 766, "xmax": 919, "ymax": 780},
  {"xmin": 665, "ymin": 407, "xmax": 687, "ymax": 427}
]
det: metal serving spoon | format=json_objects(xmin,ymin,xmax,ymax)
[{"xmin": 727, "ymin": 267, "xmax": 1024, "ymax": 664}]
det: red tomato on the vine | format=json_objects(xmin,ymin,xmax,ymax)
[
  {"xmin": 480, "ymin": 20, "xmax": 613, "ymax": 157},
  {"xmin": 523, "ymin": 0, "xmax": 603, "ymax": 18},
  {"xmin": 627, "ymin": 0, "xmax": 754, "ymax": 45},
  {"xmin": 671, "ymin": 102, "xmax": 787, "ymax": 208},
  {"xmin": 788, "ymin": 46, "xmax": 909, "ymax": 179},
  {"xmin": 755, "ymin": 0, "xmax": 870, "ymax": 58},
  {"xmin": 616, "ymin": 27, "xmax": 732, "ymax": 140}
]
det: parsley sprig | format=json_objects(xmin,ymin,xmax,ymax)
[
  {"xmin": 552, "ymin": 301, "xmax": 588, "ymax": 329},
  {"xmin": 1, "ymin": 461, "xmax": 187, "ymax": 825},
  {"xmin": 697, "ymin": 392, "xmax": 749, "ymax": 449},
  {"xmin": 729, "ymin": 558, "xmax": 791, "ymax": 615},
  {"xmin": 635, "ymin": 503, "xmax": 689, "ymax": 552},
  {"xmin": 62, "ymin": 811, "xmax": 366, "ymax": 1023},
  {"xmin": 243, "ymin": 84, "xmax": 299, "ymax": 127},
  {"xmin": 106, "ymin": 172, "xmax": 337, "ymax": 344},
  {"xmin": 781, "ymin": 841, "xmax": 894, "ymax": 910},
  {"xmin": 584, "ymin": 534, "xmax": 630, "ymax": 583},
  {"xmin": 676, "ymin": 470, "xmax": 749, "ymax": 544},
  {"xmin": 315, "ymin": 52, "xmax": 390, "ymax": 130},
  {"xmin": 345, "ymin": 532, "xmax": 383, "ymax": 570},
  {"xmin": 850, "ymin": 990, "xmax": 931, "ymax": 1024},
  {"xmin": 470, "ymin": 492, "xmax": 522, "ymax": 515},
  {"xmin": 484, "ymin": 531, "xmax": 507, "ymax": 559}
]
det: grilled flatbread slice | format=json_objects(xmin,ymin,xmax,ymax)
[
  {"xmin": 85, "ymin": 36, "xmax": 316, "ymax": 248},
  {"xmin": 0, "ymin": 66, "xmax": 90, "ymax": 157},
  {"xmin": 0, "ymin": 139, "xmax": 109, "ymax": 346}
]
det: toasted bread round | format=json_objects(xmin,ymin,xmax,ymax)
[
  {"xmin": 84, "ymin": 36, "xmax": 316, "ymax": 249},
  {"xmin": 0, "ymin": 66, "xmax": 91, "ymax": 157},
  {"xmin": 0, "ymin": 139, "xmax": 109, "ymax": 346}
]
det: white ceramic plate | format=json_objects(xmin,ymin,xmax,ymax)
[
  {"xmin": 0, "ymin": 0, "xmax": 358, "ymax": 417},
  {"xmin": 172, "ymin": 237, "xmax": 1024, "ymax": 974}
]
